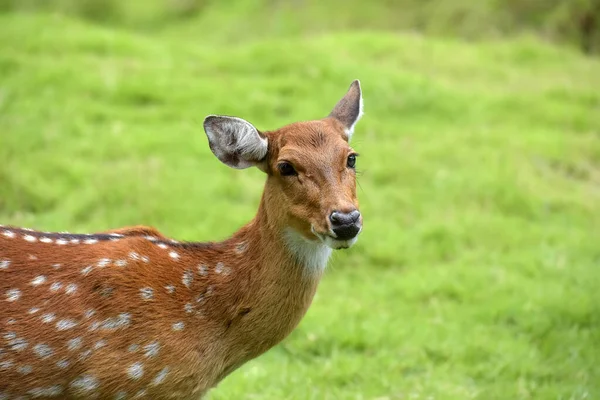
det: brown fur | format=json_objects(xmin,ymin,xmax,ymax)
[{"xmin": 0, "ymin": 82, "xmax": 363, "ymax": 399}]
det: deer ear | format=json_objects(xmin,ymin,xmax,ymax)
[
  {"xmin": 203, "ymin": 115, "xmax": 268, "ymax": 169},
  {"xmin": 329, "ymin": 80, "xmax": 363, "ymax": 140}
]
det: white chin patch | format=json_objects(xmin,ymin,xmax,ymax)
[{"xmin": 322, "ymin": 235, "xmax": 358, "ymax": 250}]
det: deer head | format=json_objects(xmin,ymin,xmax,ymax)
[{"xmin": 204, "ymin": 80, "xmax": 364, "ymax": 254}]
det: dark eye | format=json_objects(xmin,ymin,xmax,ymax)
[
  {"xmin": 278, "ymin": 162, "xmax": 297, "ymax": 176},
  {"xmin": 347, "ymin": 154, "xmax": 357, "ymax": 169}
]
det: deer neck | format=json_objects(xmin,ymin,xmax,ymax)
[
  {"xmin": 209, "ymin": 194, "xmax": 331, "ymax": 360},
  {"xmin": 249, "ymin": 191, "xmax": 332, "ymax": 277}
]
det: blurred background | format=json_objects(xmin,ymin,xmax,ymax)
[
  {"xmin": 0, "ymin": 1, "xmax": 599, "ymax": 399},
  {"xmin": 1, "ymin": 0, "xmax": 600, "ymax": 53}
]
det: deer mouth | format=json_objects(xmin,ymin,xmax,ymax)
[{"xmin": 311, "ymin": 226, "xmax": 361, "ymax": 250}]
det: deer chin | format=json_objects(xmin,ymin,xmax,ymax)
[
  {"xmin": 324, "ymin": 235, "xmax": 359, "ymax": 250},
  {"xmin": 310, "ymin": 226, "xmax": 360, "ymax": 250}
]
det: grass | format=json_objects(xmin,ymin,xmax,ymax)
[{"xmin": 1, "ymin": 11, "xmax": 600, "ymax": 400}]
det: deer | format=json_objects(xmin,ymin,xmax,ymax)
[{"xmin": 0, "ymin": 80, "xmax": 364, "ymax": 399}]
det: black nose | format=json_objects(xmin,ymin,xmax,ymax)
[{"xmin": 329, "ymin": 210, "xmax": 361, "ymax": 241}]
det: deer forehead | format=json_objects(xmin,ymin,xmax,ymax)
[{"xmin": 269, "ymin": 121, "xmax": 351, "ymax": 166}]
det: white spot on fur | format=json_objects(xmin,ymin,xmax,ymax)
[
  {"xmin": 94, "ymin": 340, "xmax": 106, "ymax": 350},
  {"xmin": 24, "ymin": 234, "xmax": 37, "ymax": 242},
  {"xmin": 140, "ymin": 287, "xmax": 153, "ymax": 300},
  {"xmin": 65, "ymin": 283, "xmax": 78, "ymax": 295},
  {"xmin": 0, "ymin": 260, "xmax": 10, "ymax": 269},
  {"xmin": 17, "ymin": 365, "xmax": 33, "ymax": 374},
  {"xmin": 151, "ymin": 367, "xmax": 169, "ymax": 385},
  {"xmin": 169, "ymin": 251, "xmax": 179, "ymax": 260},
  {"xmin": 143, "ymin": 341, "xmax": 160, "ymax": 358},
  {"xmin": 0, "ymin": 360, "xmax": 14, "ymax": 369},
  {"xmin": 127, "ymin": 362, "xmax": 144, "ymax": 380},
  {"xmin": 5, "ymin": 288, "xmax": 21, "ymax": 302},
  {"xmin": 41, "ymin": 313, "xmax": 56, "ymax": 323},
  {"xmin": 172, "ymin": 322, "xmax": 184, "ymax": 331},
  {"xmin": 28, "ymin": 307, "xmax": 40, "ymax": 314},
  {"xmin": 67, "ymin": 338, "xmax": 83, "ymax": 351},
  {"xmin": 40, "ymin": 237, "xmax": 53, "ymax": 243},
  {"xmin": 9, "ymin": 336, "xmax": 28, "ymax": 351},
  {"xmin": 235, "ymin": 241, "xmax": 248, "ymax": 254},
  {"xmin": 78, "ymin": 349, "xmax": 92, "ymax": 361},
  {"xmin": 165, "ymin": 285, "xmax": 175, "ymax": 294},
  {"xmin": 55, "ymin": 238, "xmax": 68, "ymax": 245},
  {"xmin": 70, "ymin": 238, "xmax": 80, "ymax": 244},
  {"xmin": 33, "ymin": 343, "xmax": 53, "ymax": 359},
  {"xmin": 215, "ymin": 262, "xmax": 225, "ymax": 274},
  {"xmin": 2, "ymin": 230, "xmax": 15, "ymax": 239},
  {"xmin": 90, "ymin": 313, "xmax": 131, "ymax": 332},
  {"xmin": 84, "ymin": 309, "xmax": 95, "ymax": 319},
  {"xmin": 57, "ymin": 319, "xmax": 78, "ymax": 330},
  {"xmin": 182, "ymin": 270, "xmax": 193, "ymax": 288},
  {"xmin": 115, "ymin": 259, "xmax": 127, "ymax": 267},
  {"xmin": 128, "ymin": 344, "xmax": 139, "ymax": 353},
  {"xmin": 31, "ymin": 276, "xmax": 47, "ymax": 286},
  {"xmin": 6, "ymin": 318, "xmax": 16, "ymax": 325},
  {"xmin": 145, "ymin": 235, "xmax": 157, "ymax": 242},
  {"xmin": 157, "ymin": 243, "xmax": 168, "ymax": 249},
  {"xmin": 141, "ymin": 255, "xmax": 150, "ymax": 263},
  {"xmin": 81, "ymin": 266, "xmax": 93, "ymax": 276},
  {"xmin": 197, "ymin": 264, "xmax": 208, "ymax": 276},
  {"xmin": 70, "ymin": 374, "xmax": 98, "ymax": 392},
  {"xmin": 284, "ymin": 229, "xmax": 332, "ymax": 274},
  {"xmin": 52, "ymin": 263, "xmax": 61, "ymax": 269},
  {"xmin": 115, "ymin": 391, "xmax": 128, "ymax": 400},
  {"xmin": 84, "ymin": 238, "xmax": 98, "ymax": 245},
  {"xmin": 57, "ymin": 359, "xmax": 70, "ymax": 369},
  {"xmin": 29, "ymin": 254, "xmax": 38, "ymax": 260},
  {"xmin": 97, "ymin": 258, "xmax": 110, "ymax": 267},
  {"xmin": 128, "ymin": 251, "xmax": 140, "ymax": 261},
  {"xmin": 50, "ymin": 282, "xmax": 63, "ymax": 292}
]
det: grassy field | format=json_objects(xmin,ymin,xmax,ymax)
[{"xmin": 1, "ymin": 10, "xmax": 600, "ymax": 400}]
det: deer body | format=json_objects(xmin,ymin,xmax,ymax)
[{"xmin": 0, "ymin": 81, "xmax": 364, "ymax": 399}]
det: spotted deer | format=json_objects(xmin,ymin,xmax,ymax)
[{"xmin": 0, "ymin": 80, "xmax": 364, "ymax": 399}]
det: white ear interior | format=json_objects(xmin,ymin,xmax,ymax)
[
  {"xmin": 329, "ymin": 80, "xmax": 364, "ymax": 141},
  {"xmin": 203, "ymin": 115, "xmax": 268, "ymax": 169}
]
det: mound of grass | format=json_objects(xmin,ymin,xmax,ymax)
[{"xmin": 1, "ymin": 13, "xmax": 599, "ymax": 399}]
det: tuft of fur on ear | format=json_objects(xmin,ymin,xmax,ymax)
[
  {"xmin": 329, "ymin": 80, "xmax": 363, "ymax": 140},
  {"xmin": 203, "ymin": 115, "xmax": 268, "ymax": 169}
]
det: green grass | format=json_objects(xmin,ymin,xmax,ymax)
[{"xmin": 1, "ymin": 11, "xmax": 600, "ymax": 400}]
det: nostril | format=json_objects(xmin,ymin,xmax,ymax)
[
  {"xmin": 348, "ymin": 210, "xmax": 361, "ymax": 223},
  {"xmin": 330, "ymin": 212, "xmax": 342, "ymax": 224}
]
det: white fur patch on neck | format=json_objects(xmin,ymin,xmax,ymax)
[{"xmin": 284, "ymin": 229, "xmax": 332, "ymax": 275}]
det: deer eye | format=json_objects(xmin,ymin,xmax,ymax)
[
  {"xmin": 347, "ymin": 154, "xmax": 357, "ymax": 169},
  {"xmin": 278, "ymin": 162, "xmax": 297, "ymax": 176}
]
